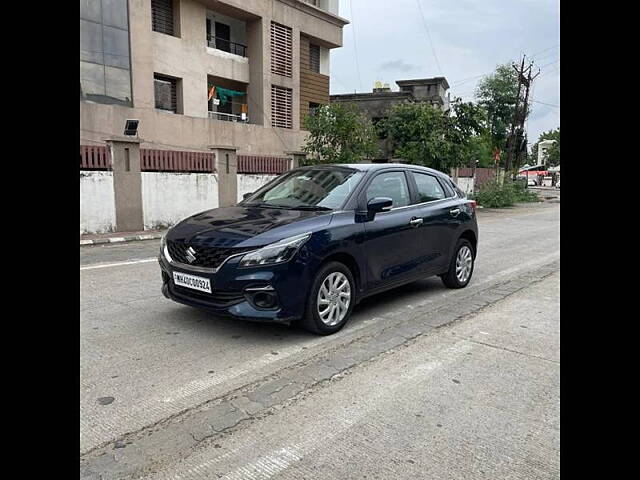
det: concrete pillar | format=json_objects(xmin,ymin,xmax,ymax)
[
  {"xmin": 285, "ymin": 150, "xmax": 307, "ymax": 169},
  {"xmin": 106, "ymin": 136, "xmax": 144, "ymax": 232},
  {"xmin": 210, "ymin": 145, "xmax": 238, "ymax": 207}
]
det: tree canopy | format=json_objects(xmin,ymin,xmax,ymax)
[
  {"xmin": 382, "ymin": 100, "xmax": 491, "ymax": 173},
  {"xmin": 475, "ymin": 64, "xmax": 519, "ymax": 152},
  {"xmin": 302, "ymin": 103, "xmax": 378, "ymax": 164}
]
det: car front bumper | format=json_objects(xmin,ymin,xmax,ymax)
[{"xmin": 158, "ymin": 249, "xmax": 313, "ymax": 324}]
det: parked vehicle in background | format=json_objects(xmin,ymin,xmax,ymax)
[{"xmin": 159, "ymin": 164, "xmax": 478, "ymax": 335}]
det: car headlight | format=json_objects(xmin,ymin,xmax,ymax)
[{"xmin": 239, "ymin": 233, "xmax": 311, "ymax": 268}]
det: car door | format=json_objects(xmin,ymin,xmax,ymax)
[
  {"xmin": 360, "ymin": 170, "xmax": 425, "ymax": 291},
  {"xmin": 407, "ymin": 170, "xmax": 464, "ymax": 273}
]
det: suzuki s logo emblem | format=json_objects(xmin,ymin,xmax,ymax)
[{"xmin": 185, "ymin": 247, "xmax": 197, "ymax": 264}]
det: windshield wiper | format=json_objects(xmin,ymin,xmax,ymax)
[
  {"xmin": 289, "ymin": 205, "xmax": 333, "ymax": 211},
  {"xmin": 247, "ymin": 202, "xmax": 289, "ymax": 209}
]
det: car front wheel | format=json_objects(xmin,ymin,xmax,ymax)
[
  {"xmin": 300, "ymin": 261, "xmax": 355, "ymax": 335},
  {"xmin": 441, "ymin": 239, "xmax": 475, "ymax": 289}
]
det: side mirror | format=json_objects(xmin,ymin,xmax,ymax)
[
  {"xmin": 243, "ymin": 192, "xmax": 253, "ymax": 200},
  {"xmin": 367, "ymin": 197, "xmax": 393, "ymax": 214}
]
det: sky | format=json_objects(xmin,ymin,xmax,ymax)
[{"xmin": 330, "ymin": 0, "xmax": 560, "ymax": 148}]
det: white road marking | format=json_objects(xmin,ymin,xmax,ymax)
[{"xmin": 80, "ymin": 258, "xmax": 157, "ymax": 271}]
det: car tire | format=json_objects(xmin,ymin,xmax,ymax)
[
  {"xmin": 300, "ymin": 261, "xmax": 355, "ymax": 335},
  {"xmin": 440, "ymin": 239, "xmax": 475, "ymax": 289}
]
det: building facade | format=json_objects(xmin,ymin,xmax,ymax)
[
  {"xmin": 330, "ymin": 77, "xmax": 450, "ymax": 159},
  {"xmin": 80, "ymin": 0, "xmax": 347, "ymax": 155},
  {"xmin": 537, "ymin": 139, "xmax": 556, "ymax": 166}
]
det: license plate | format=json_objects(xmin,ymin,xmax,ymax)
[{"xmin": 173, "ymin": 271, "xmax": 212, "ymax": 293}]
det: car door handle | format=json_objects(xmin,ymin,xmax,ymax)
[
  {"xmin": 409, "ymin": 217, "xmax": 423, "ymax": 227},
  {"xmin": 449, "ymin": 208, "xmax": 461, "ymax": 217}
]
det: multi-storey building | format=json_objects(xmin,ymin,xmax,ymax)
[
  {"xmin": 80, "ymin": 0, "xmax": 348, "ymax": 155},
  {"xmin": 330, "ymin": 77, "xmax": 450, "ymax": 160}
]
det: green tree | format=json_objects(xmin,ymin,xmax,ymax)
[
  {"xmin": 384, "ymin": 102, "xmax": 451, "ymax": 171},
  {"xmin": 302, "ymin": 103, "xmax": 378, "ymax": 164},
  {"xmin": 383, "ymin": 100, "xmax": 489, "ymax": 173},
  {"xmin": 475, "ymin": 64, "xmax": 519, "ymax": 153},
  {"xmin": 447, "ymin": 101, "xmax": 491, "ymax": 168}
]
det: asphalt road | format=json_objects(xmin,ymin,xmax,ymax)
[{"xmin": 80, "ymin": 202, "xmax": 560, "ymax": 479}]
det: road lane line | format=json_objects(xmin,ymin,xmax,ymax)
[{"xmin": 80, "ymin": 258, "xmax": 157, "ymax": 271}]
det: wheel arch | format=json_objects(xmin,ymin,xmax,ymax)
[
  {"xmin": 318, "ymin": 251, "xmax": 362, "ymax": 297},
  {"xmin": 457, "ymin": 229, "xmax": 478, "ymax": 257}
]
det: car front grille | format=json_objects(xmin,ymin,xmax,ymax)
[{"xmin": 167, "ymin": 240, "xmax": 255, "ymax": 270}]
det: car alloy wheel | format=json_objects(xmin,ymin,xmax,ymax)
[
  {"xmin": 455, "ymin": 245, "xmax": 473, "ymax": 284},
  {"xmin": 317, "ymin": 272, "xmax": 351, "ymax": 326}
]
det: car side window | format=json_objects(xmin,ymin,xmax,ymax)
[
  {"xmin": 411, "ymin": 172, "xmax": 446, "ymax": 203},
  {"xmin": 366, "ymin": 171, "xmax": 410, "ymax": 208}
]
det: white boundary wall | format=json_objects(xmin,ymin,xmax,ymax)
[
  {"xmin": 237, "ymin": 174, "xmax": 278, "ymax": 202},
  {"xmin": 141, "ymin": 172, "xmax": 219, "ymax": 230},
  {"xmin": 80, "ymin": 171, "xmax": 116, "ymax": 234},
  {"xmin": 456, "ymin": 177, "xmax": 475, "ymax": 195}
]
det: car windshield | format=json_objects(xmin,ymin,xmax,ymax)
[{"xmin": 244, "ymin": 168, "xmax": 365, "ymax": 210}]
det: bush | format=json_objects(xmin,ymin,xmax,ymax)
[{"xmin": 471, "ymin": 180, "xmax": 539, "ymax": 208}]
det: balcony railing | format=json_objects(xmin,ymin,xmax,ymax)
[
  {"xmin": 206, "ymin": 35, "xmax": 247, "ymax": 57},
  {"xmin": 208, "ymin": 111, "xmax": 248, "ymax": 123}
]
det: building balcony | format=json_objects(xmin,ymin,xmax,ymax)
[
  {"xmin": 206, "ymin": 35, "xmax": 247, "ymax": 58},
  {"xmin": 206, "ymin": 10, "xmax": 248, "ymax": 60},
  {"xmin": 208, "ymin": 75, "xmax": 249, "ymax": 124},
  {"xmin": 208, "ymin": 110, "xmax": 248, "ymax": 123}
]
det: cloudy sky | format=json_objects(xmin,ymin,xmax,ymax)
[{"xmin": 330, "ymin": 0, "xmax": 560, "ymax": 147}]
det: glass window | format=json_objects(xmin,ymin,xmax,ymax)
[
  {"xmin": 80, "ymin": 61, "xmax": 106, "ymax": 95},
  {"xmin": 80, "ymin": 19, "xmax": 103, "ymax": 64},
  {"xmin": 366, "ymin": 172, "xmax": 410, "ymax": 208},
  {"xmin": 80, "ymin": 0, "xmax": 102, "ymax": 22},
  {"xmin": 411, "ymin": 172, "xmax": 446, "ymax": 203},
  {"xmin": 101, "ymin": 0, "xmax": 128, "ymax": 29},
  {"xmin": 245, "ymin": 168, "xmax": 365, "ymax": 210},
  {"xmin": 440, "ymin": 177, "xmax": 454, "ymax": 197},
  {"xmin": 80, "ymin": 0, "xmax": 131, "ymax": 106},
  {"xmin": 105, "ymin": 66, "xmax": 132, "ymax": 103},
  {"xmin": 103, "ymin": 26, "xmax": 130, "ymax": 68}
]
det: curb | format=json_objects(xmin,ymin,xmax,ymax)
[{"xmin": 80, "ymin": 232, "xmax": 165, "ymax": 247}]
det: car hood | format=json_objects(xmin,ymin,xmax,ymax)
[{"xmin": 166, "ymin": 205, "xmax": 334, "ymax": 248}]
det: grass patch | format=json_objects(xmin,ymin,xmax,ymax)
[{"xmin": 471, "ymin": 180, "xmax": 540, "ymax": 208}]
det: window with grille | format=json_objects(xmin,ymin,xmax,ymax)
[
  {"xmin": 271, "ymin": 85, "xmax": 292, "ymax": 129},
  {"xmin": 154, "ymin": 74, "xmax": 178, "ymax": 113},
  {"xmin": 309, "ymin": 44, "xmax": 320, "ymax": 73},
  {"xmin": 270, "ymin": 22, "xmax": 292, "ymax": 77},
  {"xmin": 152, "ymin": 0, "xmax": 175, "ymax": 36}
]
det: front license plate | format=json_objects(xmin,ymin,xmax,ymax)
[{"xmin": 173, "ymin": 271, "xmax": 212, "ymax": 293}]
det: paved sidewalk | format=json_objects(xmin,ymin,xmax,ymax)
[{"xmin": 80, "ymin": 228, "xmax": 166, "ymax": 246}]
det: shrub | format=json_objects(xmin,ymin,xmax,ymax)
[{"xmin": 471, "ymin": 180, "xmax": 539, "ymax": 208}]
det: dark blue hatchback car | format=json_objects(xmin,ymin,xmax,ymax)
[{"xmin": 159, "ymin": 163, "xmax": 478, "ymax": 334}]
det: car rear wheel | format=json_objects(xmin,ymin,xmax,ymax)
[
  {"xmin": 300, "ymin": 261, "xmax": 355, "ymax": 335},
  {"xmin": 440, "ymin": 239, "xmax": 475, "ymax": 289}
]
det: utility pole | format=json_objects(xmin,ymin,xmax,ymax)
[
  {"xmin": 505, "ymin": 56, "xmax": 540, "ymax": 179},
  {"xmin": 516, "ymin": 64, "xmax": 540, "ymax": 182},
  {"xmin": 504, "ymin": 56, "xmax": 525, "ymax": 175}
]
